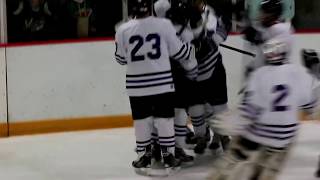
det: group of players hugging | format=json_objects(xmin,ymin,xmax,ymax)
[{"xmin": 115, "ymin": 0, "xmax": 320, "ymax": 179}]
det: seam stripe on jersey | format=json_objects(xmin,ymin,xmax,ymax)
[
  {"xmin": 116, "ymin": 57, "xmax": 126, "ymax": 62},
  {"xmin": 198, "ymin": 50, "xmax": 217, "ymax": 67},
  {"xmin": 185, "ymin": 46, "xmax": 192, "ymax": 60},
  {"xmin": 300, "ymin": 99, "xmax": 317, "ymax": 109},
  {"xmin": 126, "ymin": 75, "xmax": 172, "ymax": 83},
  {"xmin": 254, "ymin": 122, "xmax": 299, "ymax": 128},
  {"xmin": 199, "ymin": 46, "xmax": 219, "ymax": 64},
  {"xmin": 175, "ymin": 44, "xmax": 191, "ymax": 61},
  {"xmin": 199, "ymin": 64, "xmax": 216, "ymax": 76},
  {"xmin": 199, "ymin": 54, "xmax": 219, "ymax": 70},
  {"xmin": 199, "ymin": 56, "xmax": 219, "ymax": 72},
  {"xmin": 116, "ymin": 58, "xmax": 126, "ymax": 65},
  {"xmin": 126, "ymin": 70, "xmax": 171, "ymax": 78},
  {"xmin": 172, "ymin": 44, "xmax": 186, "ymax": 59},
  {"xmin": 176, "ymin": 43, "xmax": 189, "ymax": 60},
  {"xmin": 248, "ymin": 127, "xmax": 296, "ymax": 140},
  {"xmin": 126, "ymin": 81, "xmax": 173, "ymax": 89},
  {"xmin": 115, "ymin": 54, "xmax": 125, "ymax": 60},
  {"xmin": 251, "ymin": 124, "xmax": 297, "ymax": 134}
]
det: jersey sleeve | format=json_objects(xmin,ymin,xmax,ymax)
[
  {"xmin": 238, "ymin": 72, "xmax": 263, "ymax": 121},
  {"xmin": 165, "ymin": 21, "xmax": 198, "ymax": 79},
  {"xmin": 114, "ymin": 27, "xmax": 127, "ymax": 65},
  {"xmin": 300, "ymin": 77, "xmax": 319, "ymax": 113}
]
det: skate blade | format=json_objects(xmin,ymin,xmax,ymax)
[
  {"xmin": 180, "ymin": 160, "xmax": 195, "ymax": 168},
  {"xmin": 151, "ymin": 159, "xmax": 164, "ymax": 169},
  {"xmin": 146, "ymin": 166, "xmax": 180, "ymax": 177},
  {"xmin": 134, "ymin": 167, "xmax": 151, "ymax": 176}
]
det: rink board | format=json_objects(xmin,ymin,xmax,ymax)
[
  {"xmin": 0, "ymin": 33, "xmax": 319, "ymax": 136},
  {"xmin": 0, "ymin": 48, "xmax": 7, "ymax": 136}
]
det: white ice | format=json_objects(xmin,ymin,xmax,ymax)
[{"xmin": 0, "ymin": 122, "xmax": 319, "ymax": 180}]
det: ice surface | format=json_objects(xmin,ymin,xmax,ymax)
[{"xmin": 0, "ymin": 122, "xmax": 319, "ymax": 180}]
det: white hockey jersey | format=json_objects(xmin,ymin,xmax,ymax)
[
  {"xmin": 115, "ymin": 16, "xmax": 197, "ymax": 97},
  {"xmin": 154, "ymin": 0, "xmax": 227, "ymax": 81},
  {"xmin": 239, "ymin": 64, "xmax": 319, "ymax": 148},
  {"xmin": 192, "ymin": 6, "xmax": 227, "ymax": 81}
]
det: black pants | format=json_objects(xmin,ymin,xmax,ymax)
[
  {"xmin": 129, "ymin": 92, "xmax": 175, "ymax": 120},
  {"xmin": 188, "ymin": 60, "xmax": 228, "ymax": 106}
]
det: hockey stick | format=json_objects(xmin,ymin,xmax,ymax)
[{"xmin": 220, "ymin": 43, "xmax": 256, "ymax": 57}]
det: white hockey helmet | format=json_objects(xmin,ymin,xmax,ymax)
[{"xmin": 262, "ymin": 37, "xmax": 290, "ymax": 65}]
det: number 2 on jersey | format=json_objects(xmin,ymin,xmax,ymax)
[
  {"xmin": 271, "ymin": 84, "xmax": 290, "ymax": 112},
  {"xmin": 129, "ymin": 34, "xmax": 161, "ymax": 61}
]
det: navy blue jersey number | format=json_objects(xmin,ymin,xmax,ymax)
[
  {"xmin": 129, "ymin": 35, "xmax": 144, "ymax": 61},
  {"xmin": 129, "ymin": 34, "xmax": 161, "ymax": 62},
  {"xmin": 271, "ymin": 84, "xmax": 290, "ymax": 112}
]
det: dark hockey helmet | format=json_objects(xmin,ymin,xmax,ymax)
[
  {"xmin": 131, "ymin": 0, "xmax": 153, "ymax": 17},
  {"xmin": 167, "ymin": 0, "xmax": 192, "ymax": 25},
  {"xmin": 192, "ymin": 0, "xmax": 206, "ymax": 12},
  {"xmin": 260, "ymin": 0, "xmax": 283, "ymax": 27}
]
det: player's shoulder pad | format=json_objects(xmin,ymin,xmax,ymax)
[
  {"xmin": 154, "ymin": 17, "xmax": 175, "ymax": 30},
  {"xmin": 116, "ymin": 19, "xmax": 137, "ymax": 34},
  {"xmin": 157, "ymin": 17, "xmax": 173, "ymax": 25}
]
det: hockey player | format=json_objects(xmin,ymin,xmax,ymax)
[
  {"xmin": 153, "ymin": 0, "xmax": 195, "ymax": 164},
  {"xmin": 209, "ymin": 37, "xmax": 318, "ymax": 180},
  {"xmin": 114, "ymin": 0, "xmax": 197, "ymax": 175},
  {"xmin": 154, "ymin": 0, "xmax": 231, "ymax": 155},
  {"xmin": 207, "ymin": 35, "xmax": 319, "ymax": 180},
  {"xmin": 242, "ymin": 0, "xmax": 293, "ymax": 77},
  {"xmin": 186, "ymin": 0, "xmax": 232, "ymax": 154}
]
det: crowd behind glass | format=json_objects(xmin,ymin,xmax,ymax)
[{"xmin": 4, "ymin": 0, "xmax": 320, "ymax": 43}]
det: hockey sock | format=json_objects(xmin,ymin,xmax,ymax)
[
  {"xmin": 188, "ymin": 104, "xmax": 206, "ymax": 137},
  {"xmin": 154, "ymin": 117, "xmax": 175, "ymax": 154},
  {"xmin": 134, "ymin": 116, "xmax": 153, "ymax": 153},
  {"xmin": 174, "ymin": 108, "xmax": 188, "ymax": 148},
  {"xmin": 151, "ymin": 126, "xmax": 159, "ymax": 145}
]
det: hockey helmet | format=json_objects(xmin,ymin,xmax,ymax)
[
  {"xmin": 260, "ymin": 0, "xmax": 283, "ymax": 27},
  {"xmin": 131, "ymin": 0, "xmax": 153, "ymax": 17},
  {"xmin": 167, "ymin": 0, "xmax": 192, "ymax": 24},
  {"xmin": 262, "ymin": 38, "xmax": 290, "ymax": 65}
]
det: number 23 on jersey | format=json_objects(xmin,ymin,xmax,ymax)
[{"xmin": 129, "ymin": 33, "xmax": 161, "ymax": 62}]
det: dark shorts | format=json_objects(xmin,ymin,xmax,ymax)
[
  {"xmin": 189, "ymin": 60, "xmax": 228, "ymax": 106},
  {"xmin": 171, "ymin": 63, "xmax": 196, "ymax": 109},
  {"xmin": 129, "ymin": 92, "xmax": 175, "ymax": 120}
]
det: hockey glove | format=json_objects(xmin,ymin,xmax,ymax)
[
  {"xmin": 302, "ymin": 49, "xmax": 320, "ymax": 79},
  {"xmin": 243, "ymin": 26, "xmax": 264, "ymax": 45}
]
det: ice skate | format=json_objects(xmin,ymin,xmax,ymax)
[
  {"xmin": 194, "ymin": 136, "xmax": 208, "ymax": 154},
  {"xmin": 132, "ymin": 145, "xmax": 152, "ymax": 176},
  {"xmin": 175, "ymin": 147, "xmax": 194, "ymax": 166}
]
